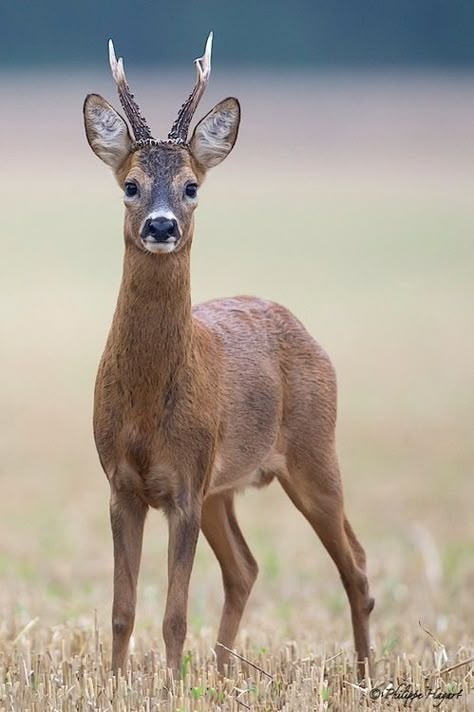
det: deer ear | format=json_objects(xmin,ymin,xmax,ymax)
[
  {"xmin": 83, "ymin": 94, "xmax": 133, "ymax": 169},
  {"xmin": 190, "ymin": 97, "xmax": 240, "ymax": 171}
]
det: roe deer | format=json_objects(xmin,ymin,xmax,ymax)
[{"xmin": 83, "ymin": 33, "xmax": 374, "ymax": 678}]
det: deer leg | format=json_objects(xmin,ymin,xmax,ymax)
[
  {"xmin": 110, "ymin": 488, "xmax": 148, "ymax": 674},
  {"xmin": 201, "ymin": 494, "xmax": 258, "ymax": 673},
  {"xmin": 279, "ymin": 455, "xmax": 374, "ymax": 679},
  {"xmin": 162, "ymin": 504, "xmax": 201, "ymax": 676},
  {"xmin": 344, "ymin": 516, "xmax": 368, "ymax": 572}
]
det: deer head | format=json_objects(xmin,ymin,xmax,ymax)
[{"xmin": 83, "ymin": 33, "xmax": 240, "ymax": 254}]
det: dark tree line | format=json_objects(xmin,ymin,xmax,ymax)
[{"xmin": 1, "ymin": 1, "xmax": 473, "ymax": 68}]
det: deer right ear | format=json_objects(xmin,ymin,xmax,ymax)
[
  {"xmin": 83, "ymin": 94, "xmax": 132, "ymax": 169},
  {"xmin": 189, "ymin": 97, "xmax": 240, "ymax": 172}
]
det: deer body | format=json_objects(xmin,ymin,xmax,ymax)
[
  {"xmin": 84, "ymin": 35, "xmax": 373, "ymax": 678},
  {"xmin": 95, "ymin": 246, "xmax": 336, "ymax": 503}
]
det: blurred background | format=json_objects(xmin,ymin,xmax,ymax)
[{"xmin": 0, "ymin": 1, "xmax": 473, "ymax": 664}]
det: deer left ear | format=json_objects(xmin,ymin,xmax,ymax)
[
  {"xmin": 83, "ymin": 93, "xmax": 133, "ymax": 170},
  {"xmin": 190, "ymin": 97, "xmax": 240, "ymax": 171}
]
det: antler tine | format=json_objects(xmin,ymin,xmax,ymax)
[
  {"xmin": 108, "ymin": 39, "xmax": 153, "ymax": 143},
  {"xmin": 168, "ymin": 32, "xmax": 213, "ymax": 143}
]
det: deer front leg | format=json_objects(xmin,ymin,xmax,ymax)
[
  {"xmin": 110, "ymin": 487, "xmax": 148, "ymax": 674},
  {"xmin": 162, "ymin": 503, "xmax": 201, "ymax": 675}
]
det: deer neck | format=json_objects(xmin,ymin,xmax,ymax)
[{"xmin": 111, "ymin": 241, "xmax": 194, "ymax": 395}]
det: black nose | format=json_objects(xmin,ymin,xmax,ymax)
[{"xmin": 143, "ymin": 217, "xmax": 178, "ymax": 242}]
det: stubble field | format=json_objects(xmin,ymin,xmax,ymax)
[{"xmin": 0, "ymin": 71, "xmax": 473, "ymax": 710}]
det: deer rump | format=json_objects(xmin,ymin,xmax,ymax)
[{"xmin": 193, "ymin": 295, "xmax": 337, "ymax": 496}]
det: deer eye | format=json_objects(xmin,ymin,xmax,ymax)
[
  {"xmin": 185, "ymin": 183, "xmax": 198, "ymax": 199},
  {"xmin": 124, "ymin": 181, "xmax": 138, "ymax": 198}
]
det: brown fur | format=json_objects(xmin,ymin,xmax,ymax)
[{"xmin": 84, "ymin": 95, "xmax": 374, "ymax": 679}]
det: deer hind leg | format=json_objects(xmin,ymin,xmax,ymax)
[
  {"xmin": 109, "ymin": 488, "xmax": 148, "ymax": 674},
  {"xmin": 278, "ymin": 452, "xmax": 374, "ymax": 678},
  {"xmin": 201, "ymin": 493, "xmax": 258, "ymax": 673},
  {"xmin": 344, "ymin": 516, "xmax": 368, "ymax": 573}
]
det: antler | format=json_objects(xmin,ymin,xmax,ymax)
[
  {"xmin": 108, "ymin": 40, "xmax": 153, "ymax": 143},
  {"xmin": 168, "ymin": 32, "xmax": 213, "ymax": 143}
]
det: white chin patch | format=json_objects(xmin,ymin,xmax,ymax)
[{"xmin": 142, "ymin": 239, "xmax": 177, "ymax": 254}]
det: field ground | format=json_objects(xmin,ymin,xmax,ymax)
[{"xmin": 0, "ymin": 72, "xmax": 473, "ymax": 709}]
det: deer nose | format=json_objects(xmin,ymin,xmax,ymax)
[{"xmin": 143, "ymin": 217, "xmax": 178, "ymax": 242}]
